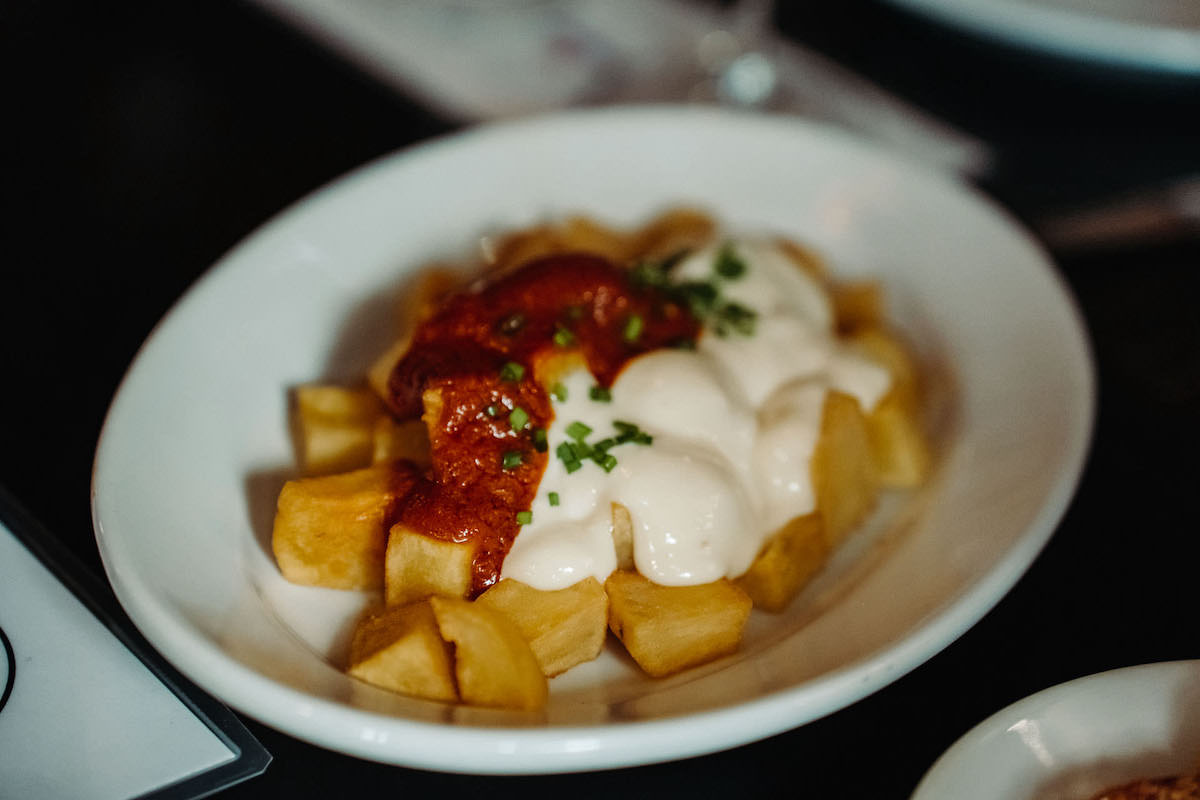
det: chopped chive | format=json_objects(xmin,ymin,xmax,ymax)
[
  {"xmin": 552, "ymin": 326, "xmax": 576, "ymax": 347},
  {"xmin": 634, "ymin": 432, "xmax": 653, "ymax": 445},
  {"xmin": 509, "ymin": 406, "xmax": 529, "ymax": 431},
  {"xmin": 564, "ymin": 459, "xmax": 582, "ymax": 474},
  {"xmin": 630, "ymin": 261, "xmax": 668, "ymax": 288},
  {"xmin": 589, "ymin": 385, "xmax": 612, "ymax": 402},
  {"xmin": 555, "ymin": 442, "xmax": 574, "ymax": 461},
  {"xmin": 501, "ymin": 450, "xmax": 523, "ymax": 470},
  {"xmin": 516, "ymin": 510, "xmax": 533, "ymax": 525},
  {"xmin": 719, "ymin": 301, "xmax": 757, "ymax": 336},
  {"xmin": 496, "ymin": 312, "xmax": 526, "ymax": 336},
  {"xmin": 599, "ymin": 454, "xmax": 618, "ymax": 473},
  {"xmin": 532, "ymin": 427, "xmax": 548, "ymax": 452},
  {"xmin": 591, "ymin": 437, "xmax": 616, "ymax": 454},
  {"xmin": 551, "ymin": 382, "xmax": 568, "ymax": 402},
  {"xmin": 613, "ymin": 420, "xmax": 638, "ymax": 439},
  {"xmin": 548, "ymin": 491, "xmax": 560, "ymax": 507},
  {"xmin": 677, "ymin": 281, "xmax": 718, "ymax": 318},
  {"xmin": 714, "ymin": 242, "xmax": 747, "ymax": 279},
  {"xmin": 568, "ymin": 441, "xmax": 592, "ymax": 460},
  {"xmin": 499, "ymin": 361, "xmax": 525, "ymax": 382},
  {"xmin": 566, "ymin": 421, "xmax": 592, "ymax": 441},
  {"xmin": 623, "ymin": 314, "xmax": 644, "ymax": 343},
  {"xmin": 485, "ymin": 404, "xmax": 499, "ymax": 417}
]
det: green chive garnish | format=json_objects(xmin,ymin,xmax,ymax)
[
  {"xmin": 548, "ymin": 492, "xmax": 560, "ymax": 506},
  {"xmin": 501, "ymin": 450, "xmax": 523, "ymax": 470},
  {"xmin": 532, "ymin": 427, "xmax": 548, "ymax": 452},
  {"xmin": 564, "ymin": 459, "xmax": 582, "ymax": 474},
  {"xmin": 500, "ymin": 361, "xmax": 525, "ymax": 382},
  {"xmin": 516, "ymin": 510, "xmax": 532, "ymax": 525},
  {"xmin": 551, "ymin": 382, "xmax": 568, "ymax": 402},
  {"xmin": 599, "ymin": 454, "xmax": 618, "ymax": 473},
  {"xmin": 553, "ymin": 326, "xmax": 576, "ymax": 347},
  {"xmin": 509, "ymin": 406, "xmax": 529, "ymax": 431},
  {"xmin": 589, "ymin": 385, "xmax": 612, "ymax": 402},
  {"xmin": 566, "ymin": 421, "xmax": 592, "ymax": 441},
  {"xmin": 623, "ymin": 314, "xmax": 644, "ymax": 343},
  {"xmin": 485, "ymin": 405, "xmax": 499, "ymax": 417},
  {"xmin": 714, "ymin": 243, "xmax": 747, "ymax": 278}
]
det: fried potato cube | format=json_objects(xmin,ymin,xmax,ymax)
[
  {"xmin": 372, "ymin": 416, "xmax": 432, "ymax": 468},
  {"xmin": 292, "ymin": 385, "xmax": 386, "ymax": 475},
  {"xmin": 812, "ymin": 390, "xmax": 880, "ymax": 546},
  {"xmin": 487, "ymin": 226, "xmax": 563, "ymax": 272},
  {"xmin": 430, "ymin": 597, "xmax": 548, "ymax": 711},
  {"xmin": 347, "ymin": 601, "xmax": 457, "ymax": 702},
  {"xmin": 610, "ymin": 502, "xmax": 635, "ymax": 571},
  {"xmin": 272, "ymin": 463, "xmax": 414, "ymax": 590},
  {"xmin": 604, "ymin": 571, "xmax": 752, "ymax": 678},
  {"xmin": 775, "ymin": 236, "xmax": 830, "ymax": 283},
  {"xmin": 476, "ymin": 578, "xmax": 608, "ymax": 677},
  {"xmin": 630, "ymin": 207, "xmax": 716, "ymax": 263},
  {"xmin": 367, "ymin": 337, "xmax": 412, "ymax": 404},
  {"xmin": 867, "ymin": 390, "xmax": 932, "ymax": 487},
  {"xmin": 384, "ymin": 525, "xmax": 475, "ymax": 607},
  {"xmin": 558, "ymin": 216, "xmax": 631, "ymax": 263},
  {"xmin": 848, "ymin": 326, "xmax": 931, "ymax": 487},
  {"xmin": 735, "ymin": 512, "xmax": 829, "ymax": 612},
  {"xmin": 832, "ymin": 280, "xmax": 885, "ymax": 334},
  {"xmin": 530, "ymin": 349, "xmax": 587, "ymax": 393},
  {"xmin": 849, "ymin": 326, "xmax": 921, "ymax": 412}
]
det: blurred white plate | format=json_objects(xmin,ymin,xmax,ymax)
[
  {"xmin": 912, "ymin": 661, "xmax": 1200, "ymax": 799},
  {"xmin": 92, "ymin": 107, "xmax": 1093, "ymax": 773},
  {"xmin": 885, "ymin": 0, "xmax": 1200, "ymax": 73}
]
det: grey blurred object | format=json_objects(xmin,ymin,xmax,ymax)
[
  {"xmin": 1031, "ymin": 175, "xmax": 1200, "ymax": 251},
  {"xmin": 879, "ymin": 0, "xmax": 1200, "ymax": 75},
  {"xmin": 247, "ymin": 0, "xmax": 992, "ymax": 177}
]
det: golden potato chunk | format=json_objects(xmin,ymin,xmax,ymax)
[
  {"xmin": 832, "ymin": 280, "xmax": 885, "ymax": 334},
  {"xmin": 429, "ymin": 597, "xmax": 547, "ymax": 711},
  {"xmin": 848, "ymin": 326, "xmax": 932, "ymax": 487},
  {"xmin": 735, "ymin": 512, "xmax": 829, "ymax": 612},
  {"xmin": 292, "ymin": 385, "xmax": 386, "ymax": 476},
  {"xmin": 347, "ymin": 601, "xmax": 457, "ymax": 703},
  {"xmin": 272, "ymin": 463, "xmax": 415, "ymax": 590},
  {"xmin": 558, "ymin": 216, "xmax": 632, "ymax": 263},
  {"xmin": 812, "ymin": 390, "xmax": 880, "ymax": 546},
  {"xmin": 630, "ymin": 207, "xmax": 716, "ymax": 263},
  {"xmin": 384, "ymin": 526, "xmax": 475, "ymax": 607},
  {"xmin": 476, "ymin": 578, "xmax": 608, "ymax": 677},
  {"xmin": 372, "ymin": 416, "xmax": 432, "ymax": 468},
  {"xmin": 367, "ymin": 337, "xmax": 412, "ymax": 403},
  {"xmin": 775, "ymin": 236, "xmax": 830, "ymax": 283},
  {"xmin": 610, "ymin": 502, "xmax": 635, "ymax": 571},
  {"xmin": 849, "ymin": 326, "xmax": 921, "ymax": 413},
  {"xmin": 604, "ymin": 571, "xmax": 752, "ymax": 678},
  {"xmin": 866, "ymin": 390, "xmax": 932, "ymax": 487}
]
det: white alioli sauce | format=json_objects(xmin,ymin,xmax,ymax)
[{"xmin": 500, "ymin": 239, "xmax": 891, "ymax": 590}]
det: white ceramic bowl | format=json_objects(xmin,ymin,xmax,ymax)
[
  {"xmin": 92, "ymin": 107, "xmax": 1094, "ymax": 773},
  {"xmin": 913, "ymin": 661, "xmax": 1200, "ymax": 799}
]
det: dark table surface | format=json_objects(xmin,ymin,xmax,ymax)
[{"xmin": 4, "ymin": 1, "xmax": 1199, "ymax": 796}]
